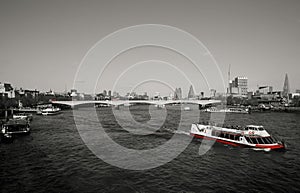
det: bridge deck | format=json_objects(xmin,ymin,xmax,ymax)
[{"xmin": 51, "ymin": 100, "xmax": 221, "ymax": 106}]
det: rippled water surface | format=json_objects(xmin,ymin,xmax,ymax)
[{"xmin": 1, "ymin": 106, "xmax": 300, "ymax": 193}]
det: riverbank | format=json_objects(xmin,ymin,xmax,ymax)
[{"xmin": 250, "ymin": 106, "xmax": 300, "ymax": 113}]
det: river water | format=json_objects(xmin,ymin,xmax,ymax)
[{"xmin": 1, "ymin": 105, "xmax": 300, "ymax": 193}]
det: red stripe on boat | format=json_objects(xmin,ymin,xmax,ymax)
[
  {"xmin": 191, "ymin": 134, "xmax": 244, "ymax": 147},
  {"xmin": 255, "ymin": 144, "xmax": 284, "ymax": 149}
]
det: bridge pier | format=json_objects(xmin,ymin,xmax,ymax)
[{"xmin": 70, "ymin": 105, "xmax": 77, "ymax": 110}]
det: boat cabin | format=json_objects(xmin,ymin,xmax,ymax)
[
  {"xmin": 244, "ymin": 125, "xmax": 270, "ymax": 137},
  {"xmin": 244, "ymin": 125, "xmax": 265, "ymax": 131}
]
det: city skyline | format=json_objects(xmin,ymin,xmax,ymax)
[
  {"xmin": 1, "ymin": 0, "xmax": 300, "ymax": 95},
  {"xmin": 1, "ymin": 72, "xmax": 298, "ymax": 98}
]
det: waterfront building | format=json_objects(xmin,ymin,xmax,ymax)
[
  {"xmin": 228, "ymin": 76, "xmax": 248, "ymax": 96},
  {"xmin": 258, "ymin": 86, "xmax": 273, "ymax": 94},
  {"xmin": 247, "ymin": 91, "xmax": 254, "ymax": 99},
  {"xmin": 17, "ymin": 88, "xmax": 39, "ymax": 98},
  {"xmin": 289, "ymin": 93, "xmax": 300, "ymax": 99},
  {"xmin": 153, "ymin": 92, "xmax": 161, "ymax": 100},
  {"xmin": 95, "ymin": 93, "xmax": 105, "ymax": 100},
  {"xmin": 70, "ymin": 89, "xmax": 78, "ymax": 97},
  {"xmin": 234, "ymin": 76, "xmax": 248, "ymax": 96},
  {"xmin": 83, "ymin": 94, "xmax": 93, "ymax": 100},
  {"xmin": 0, "ymin": 82, "xmax": 15, "ymax": 98},
  {"xmin": 45, "ymin": 89, "xmax": 55, "ymax": 96}
]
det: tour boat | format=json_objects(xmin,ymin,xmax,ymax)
[
  {"xmin": 1, "ymin": 119, "xmax": 30, "ymax": 142},
  {"xmin": 13, "ymin": 113, "xmax": 33, "ymax": 121},
  {"xmin": 190, "ymin": 123, "xmax": 285, "ymax": 151},
  {"xmin": 41, "ymin": 107, "xmax": 61, "ymax": 115},
  {"xmin": 205, "ymin": 107, "xmax": 249, "ymax": 114}
]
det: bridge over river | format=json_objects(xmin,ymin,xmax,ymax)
[{"xmin": 51, "ymin": 99, "xmax": 221, "ymax": 108}]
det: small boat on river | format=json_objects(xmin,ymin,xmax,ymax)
[
  {"xmin": 41, "ymin": 107, "xmax": 61, "ymax": 115},
  {"xmin": 13, "ymin": 113, "xmax": 33, "ymax": 121},
  {"xmin": 1, "ymin": 119, "xmax": 30, "ymax": 142},
  {"xmin": 205, "ymin": 107, "xmax": 249, "ymax": 114}
]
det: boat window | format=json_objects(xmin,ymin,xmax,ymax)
[
  {"xmin": 250, "ymin": 137, "xmax": 258, "ymax": 144},
  {"xmin": 258, "ymin": 127, "xmax": 264, "ymax": 131},
  {"xmin": 257, "ymin": 138, "xmax": 264, "ymax": 144},
  {"xmin": 225, "ymin": 134, "xmax": 229, "ymax": 139},
  {"xmin": 244, "ymin": 127, "xmax": 248, "ymax": 131},
  {"xmin": 269, "ymin": 137, "xmax": 275, "ymax": 144},
  {"xmin": 264, "ymin": 137, "xmax": 272, "ymax": 144},
  {"xmin": 212, "ymin": 131, "xmax": 219, "ymax": 136},
  {"xmin": 6, "ymin": 125, "xmax": 26, "ymax": 132},
  {"xmin": 226, "ymin": 134, "xmax": 230, "ymax": 139},
  {"xmin": 261, "ymin": 138, "xmax": 268, "ymax": 144},
  {"xmin": 234, "ymin": 135, "xmax": 240, "ymax": 141},
  {"xmin": 245, "ymin": 136, "xmax": 251, "ymax": 143},
  {"xmin": 265, "ymin": 137, "xmax": 272, "ymax": 144}
]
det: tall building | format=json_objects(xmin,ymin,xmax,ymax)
[
  {"xmin": 235, "ymin": 77, "xmax": 248, "ymax": 95},
  {"xmin": 282, "ymin": 73, "xmax": 290, "ymax": 98},
  {"xmin": 210, "ymin": 89, "xmax": 216, "ymax": 98},
  {"xmin": 229, "ymin": 76, "xmax": 248, "ymax": 96},
  {"xmin": 187, "ymin": 85, "xmax": 195, "ymax": 99},
  {"xmin": 174, "ymin": 88, "xmax": 182, "ymax": 100}
]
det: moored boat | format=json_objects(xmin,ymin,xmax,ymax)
[
  {"xmin": 190, "ymin": 123, "xmax": 285, "ymax": 151},
  {"xmin": 13, "ymin": 113, "xmax": 33, "ymax": 121},
  {"xmin": 1, "ymin": 119, "xmax": 30, "ymax": 142},
  {"xmin": 41, "ymin": 107, "xmax": 61, "ymax": 115},
  {"xmin": 205, "ymin": 107, "xmax": 249, "ymax": 114}
]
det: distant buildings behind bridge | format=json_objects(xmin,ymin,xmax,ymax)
[{"xmin": 1, "ymin": 72, "xmax": 300, "ymax": 108}]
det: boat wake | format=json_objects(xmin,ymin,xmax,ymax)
[{"xmin": 173, "ymin": 130, "xmax": 190, "ymax": 136}]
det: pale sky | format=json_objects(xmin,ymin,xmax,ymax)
[{"xmin": 0, "ymin": 0, "xmax": 299, "ymax": 96}]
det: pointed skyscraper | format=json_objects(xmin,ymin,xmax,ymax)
[
  {"xmin": 188, "ymin": 85, "xmax": 195, "ymax": 99},
  {"xmin": 282, "ymin": 73, "xmax": 290, "ymax": 98}
]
